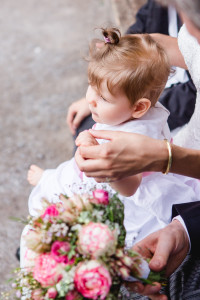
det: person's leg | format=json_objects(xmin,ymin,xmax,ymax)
[{"xmin": 166, "ymin": 255, "xmax": 200, "ymax": 300}]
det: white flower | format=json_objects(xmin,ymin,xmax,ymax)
[
  {"xmin": 56, "ymin": 266, "xmax": 76, "ymax": 296},
  {"xmin": 49, "ymin": 223, "xmax": 69, "ymax": 236},
  {"xmin": 71, "ymin": 224, "xmax": 82, "ymax": 232}
]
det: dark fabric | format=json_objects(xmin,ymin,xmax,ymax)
[
  {"xmin": 126, "ymin": 0, "xmax": 169, "ymax": 35},
  {"xmin": 73, "ymin": 114, "xmax": 95, "ymax": 154},
  {"xmin": 126, "ymin": 0, "xmax": 196, "ymax": 131},
  {"xmin": 159, "ymin": 80, "xmax": 196, "ymax": 130},
  {"xmin": 172, "ymin": 202, "xmax": 200, "ymax": 256},
  {"xmin": 121, "ymin": 255, "xmax": 200, "ymax": 299},
  {"xmin": 166, "ymin": 255, "xmax": 200, "ymax": 299}
]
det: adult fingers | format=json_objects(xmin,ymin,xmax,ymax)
[
  {"xmin": 124, "ymin": 282, "xmax": 166, "ymax": 300},
  {"xmin": 138, "ymin": 283, "xmax": 167, "ymax": 300},
  {"xmin": 132, "ymin": 243, "xmax": 153, "ymax": 259},
  {"xmin": 149, "ymin": 232, "xmax": 172, "ymax": 272},
  {"xmin": 79, "ymin": 144, "xmax": 107, "ymax": 160},
  {"xmin": 148, "ymin": 294, "xmax": 168, "ymax": 300},
  {"xmin": 75, "ymin": 148, "xmax": 103, "ymax": 173},
  {"xmin": 89, "ymin": 129, "xmax": 117, "ymax": 141},
  {"xmin": 141, "ymin": 283, "xmax": 163, "ymax": 296}
]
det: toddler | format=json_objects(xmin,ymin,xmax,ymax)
[{"xmin": 24, "ymin": 28, "xmax": 200, "ymax": 257}]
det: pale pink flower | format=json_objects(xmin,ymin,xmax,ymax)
[
  {"xmin": 23, "ymin": 249, "xmax": 39, "ymax": 269},
  {"xmin": 31, "ymin": 289, "xmax": 44, "ymax": 300},
  {"xmin": 91, "ymin": 189, "xmax": 109, "ymax": 205},
  {"xmin": 16, "ymin": 291, "xmax": 21, "ymax": 298},
  {"xmin": 74, "ymin": 260, "xmax": 112, "ymax": 299},
  {"xmin": 24, "ymin": 229, "xmax": 50, "ymax": 253},
  {"xmin": 69, "ymin": 194, "xmax": 84, "ymax": 211},
  {"xmin": 59, "ymin": 194, "xmax": 80, "ymax": 224},
  {"xmin": 60, "ymin": 210, "xmax": 77, "ymax": 224},
  {"xmin": 79, "ymin": 193, "xmax": 93, "ymax": 210},
  {"xmin": 51, "ymin": 241, "xmax": 74, "ymax": 264},
  {"xmin": 78, "ymin": 222, "xmax": 117, "ymax": 258},
  {"xmin": 46, "ymin": 287, "xmax": 58, "ymax": 299},
  {"xmin": 33, "ymin": 253, "xmax": 63, "ymax": 287},
  {"xmin": 42, "ymin": 205, "xmax": 59, "ymax": 219}
]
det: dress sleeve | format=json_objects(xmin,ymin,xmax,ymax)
[{"xmin": 172, "ymin": 202, "xmax": 200, "ymax": 256}]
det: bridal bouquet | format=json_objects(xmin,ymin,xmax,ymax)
[{"xmin": 10, "ymin": 189, "xmax": 165, "ymax": 300}]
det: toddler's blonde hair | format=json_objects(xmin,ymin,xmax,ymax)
[{"xmin": 88, "ymin": 28, "xmax": 171, "ymax": 106}]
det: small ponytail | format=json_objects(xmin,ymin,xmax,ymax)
[{"xmin": 102, "ymin": 27, "xmax": 121, "ymax": 45}]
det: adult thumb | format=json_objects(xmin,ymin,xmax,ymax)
[{"xmin": 89, "ymin": 129, "xmax": 116, "ymax": 141}]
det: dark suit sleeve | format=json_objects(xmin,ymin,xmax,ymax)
[
  {"xmin": 126, "ymin": 1, "xmax": 150, "ymax": 34},
  {"xmin": 172, "ymin": 202, "xmax": 200, "ymax": 255},
  {"xmin": 126, "ymin": 0, "xmax": 168, "ymax": 34},
  {"xmin": 159, "ymin": 78, "xmax": 196, "ymax": 130}
]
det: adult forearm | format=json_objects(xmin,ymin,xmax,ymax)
[
  {"xmin": 170, "ymin": 144, "xmax": 200, "ymax": 179},
  {"xmin": 77, "ymin": 131, "xmax": 200, "ymax": 181},
  {"xmin": 154, "ymin": 140, "xmax": 200, "ymax": 179},
  {"xmin": 150, "ymin": 33, "xmax": 187, "ymax": 69}
]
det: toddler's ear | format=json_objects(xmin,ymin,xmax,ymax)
[{"xmin": 131, "ymin": 98, "xmax": 151, "ymax": 119}]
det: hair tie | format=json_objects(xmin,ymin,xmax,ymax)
[{"xmin": 104, "ymin": 36, "xmax": 111, "ymax": 44}]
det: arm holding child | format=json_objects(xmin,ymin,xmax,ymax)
[{"xmin": 76, "ymin": 130, "xmax": 142, "ymax": 197}]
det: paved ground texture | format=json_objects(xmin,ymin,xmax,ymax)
[{"xmin": 0, "ymin": 0, "xmax": 145, "ymax": 294}]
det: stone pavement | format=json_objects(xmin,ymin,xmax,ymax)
[{"xmin": 0, "ymin": 0, "xmax": 146, "ymax": 295}]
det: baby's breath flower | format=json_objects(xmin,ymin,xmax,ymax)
[{"xmin": 49, "ymin": 223, "xmax": 69, "ymax": 236}]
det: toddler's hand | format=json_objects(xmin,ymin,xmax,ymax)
[
  {"xmin": 66, "ymin": 97, "xmax": 91, "ymax": 135},
  {"xmin": 75, "ymin": 130, "xmax": 99, "ymax": 147}
]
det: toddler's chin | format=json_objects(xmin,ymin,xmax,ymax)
[{"xmin": 91, "ymin": 113, "xmax": 100, "ymax": 123}]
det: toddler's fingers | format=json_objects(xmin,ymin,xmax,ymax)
[{"xmin": 75, "ymin": 137, "xmax": 82, "ymax": 147}]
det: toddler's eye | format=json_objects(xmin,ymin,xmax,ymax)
[{"xmin": 100, "ymin": 95, "xmax": 107, "ymax": 102}]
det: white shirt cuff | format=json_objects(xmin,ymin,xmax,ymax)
[{"xmin": 172, "ymin": 215, "xmax": 191, "ymax": 252}]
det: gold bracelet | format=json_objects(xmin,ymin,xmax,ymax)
[{"xmin": 163, "ymin": 139, "xmax": 172, "ymax": 175}]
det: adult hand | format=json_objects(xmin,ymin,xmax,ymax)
[
  {"xmin": 75, "ymin": 129, "xmax": 168, "ymax": 182},
  {"xmin": 124, "ymin": 220, "xmax": 189, "ymax": 299},
  {"xmin": 66, "ymin": 97, "xmax": 90, "ymax": 135}
]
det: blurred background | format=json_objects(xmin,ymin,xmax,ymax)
[{"xmin": 0, "ymin": 0, "xmax": 145, "ymax": 292}]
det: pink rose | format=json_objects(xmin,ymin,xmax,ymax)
[
  {"xmin": 32, "ymin": 289, "xmax": 44, "ymax": 300},
  {"xmin": 78, "ymin": 222, "xmax": 117, "ymax": 258},
  {"xmin": 42, "ymin": 205, "xmax": 59, "ymax": 219},
  {"xmin": 65, "ymin": 290, "xmax": 80, "ymax": 300},
  {"xmin": 33, "ymin": 253, "xmax": 63, "ymax": 287},
  {"xmin": 46, "ymin": 287, "xmax": 58, "ymax": 299},
  {"xmin": 74, "ymin": 260, "xmax": 112, "ymax": 299},
  {"xmin": 91, "ymin": 189, "xmax": 109, "ymax": 205},
  {"xmin": 51, "ymin": 241, "xmax": 74, "ymax": 264}
]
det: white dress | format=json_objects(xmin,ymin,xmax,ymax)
[
  {"xmin": 173, "ymin": 25, "xmax": 200, "ymax": 148},
  {"xmin": 25, "ymin": 102, "xmax": 200, "ymax": 251}
]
